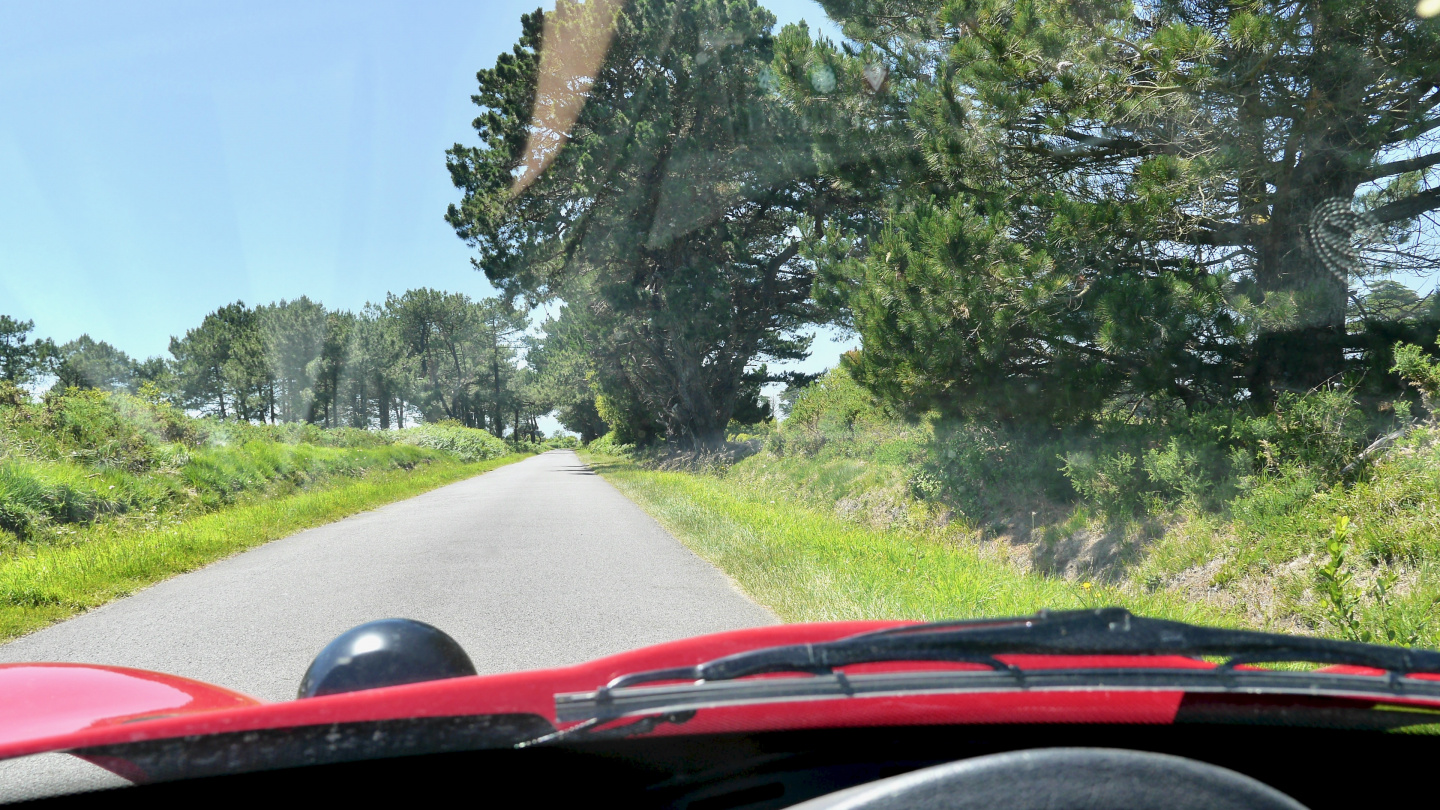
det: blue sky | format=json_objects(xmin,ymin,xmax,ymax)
[{"xmin": 0, "ymin": 0, "xmax": 853, "ymax": 382}]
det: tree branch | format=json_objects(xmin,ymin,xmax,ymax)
[
  {"xmin": 1370, "ymin": 186, "xmax": 1440, "ymax": 224},
  {"xmin": 1364, "ymin": 151, "xmax": 1440, "ymax": 181}
]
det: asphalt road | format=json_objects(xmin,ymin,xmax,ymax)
[{"xmin": 0, "ymin": 450, "xmax": 775, "ymax": 701}]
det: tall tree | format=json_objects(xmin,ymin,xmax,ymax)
[
  {"xmin": 221, "ymin": 308, "xmax": 275, "ymax": 423},
  {"xmin": 386, "ymin": 289, "xmax": 487, "ymax": 426},
  {"xmin": 529, "ymin": 307, "xmax": 610, "ymax": 442},
  {"xmin": 475, "ymin": 299, "xmax": 528, "ymax": 437},
  {"xmin": 351, "ymin": 305, "xmax": 408, "ymax": 429},
  {"xmin": 784, "ymin": 0, "xmax": 1440, "ymax": 419},
  {"xmin": 0, "ymin": 316, "xmax": 56, "ymax": 386},
  {"xmin": 169, "ymin": 303, "xmax": 251, "ymax": 418},
  {"xmin": 261, "ymin": 297, "xmax": 329, "ymax": 423},
  {"xmin": 446, "ymin": 0, "xmax": 835, "ymax": 446},
  {"xmin": 311, "ymin": 309, "xmax": 356, "ymax": 428},
  {"xmin": 54, "ymin": 335, "xmax": 137, "ymax": 392}
]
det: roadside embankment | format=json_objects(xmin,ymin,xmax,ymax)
[
  {"xmin": 0, "ymin": 388, "xmax": 530, "ymax": 640},
  {"xmin": 583, "ymin": 454, "xmax": 1216, "ymax": 626},
  {"xmin": 583, "ymin": 369, "xmax": 1440, "ymax": 646}
]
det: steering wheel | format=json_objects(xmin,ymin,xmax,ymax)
[{"xmin": 789, "ymin": 748, "xmax": 1308, "ymax": 810}]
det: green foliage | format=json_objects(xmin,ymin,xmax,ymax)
[
  {"xmin": 1234, "ymin": 391, "xmax": 1369, "ymax": 477},
  {"xmin": 767, "ymin": 363, "xmax": 1386, "ymax": 527},
  {"xmin": 1318, "ymin": 515, "xmax": 1365, "ymax": 641},
  {"xmin": 0, "ymin": 388, "xmax": 473, "ymax": 544},
  {"xmin": 1051, "ymin": 391, "xmax": 1367, "ymax": 519},
  {"xmin": 1315, "ymin": 515, "xmax": 1430, "ymax": 647},
  {"xmin": 1353, "ymin": 281, "xmax": 1427, "ymax": 323},
  {"xmin": 595, "ymin": 391, "xmax": 660, "ymax": 447},
  {"xmin": 590, "ymin": 455, "xmax": 1212, "ymax": 624},
  {"xmin": 1063, "ymin": 452, "xmax": 1143, "ymax": 517},
  {"xmin": 55, "ymin": 335, "xmax": 147, "ymax": 393},
  {"xmin": 783, "ymin": 368, "xmax": 882, "ymax": 432},
  {"xmin": 447, "ymin": 0, "xmax": 830, "ymax": 446},
  {"xmin": 1392, "ymin": 336, "xmax": 1440, "ymax": 411},
  {"xmin": 385, "ymin": 289, "xmax": 530, "ymax": 433},
  {"xmin": 586, "ymin": 431, "xmax": 638, "ymax": 458},
  {"xmin": 768, "ymin": 368, "xmax": 907, "ymax": 459},
  {"xmin": 0, "ymin": 316, "xmax": 56, "ymax": 386},
  {"xmin": 9, "ymin": 278, "xmax": 547, "ymax": 436},
  {"xmin": 643, "ymin": 368, "xmax": 1440, "ymax": 644},
  {"xmin": 395, "ymin": 422, "xmax": 510, "ymax": 463},
  {"xmin": 787, "ymin": 0, "xmax": 1440, "ymax": 419},
  {"xmin": 0, "ymin": 454, "xmax": 524, "ymax": 640},
  {"xmin": 0, "ymin": 382, "xmax": 26, "ymax": 409},
  {"xmin": 524, "ymin": 307, "xmax": 609, "ymax": 442}
]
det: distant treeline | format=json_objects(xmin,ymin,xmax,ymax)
[{"xmin": 0, "ymin": 290, "xmax": 552, "ymax": 439}]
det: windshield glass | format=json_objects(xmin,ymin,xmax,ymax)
[{"xmin": 3, "ymin": 0, "xmax": 1440, "ymax": 794}]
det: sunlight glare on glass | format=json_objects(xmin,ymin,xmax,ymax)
[
  {"xmin": 514, "ymin": 0, "xmax": 626, "ymax": 195},
  {"xmin": 809, "ymin": 64, "xmax": 836, "ymax": 93}
]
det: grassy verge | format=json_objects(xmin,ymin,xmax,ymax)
[
  {"xmin": 0, "ymin": 454, "xmax": 527, "ymax": 641},
  {"xmin": 584, "ymin": 453, "xmax": 1220, "ymax": 626},
  {"xmin": 583, "ymin": 366, "xmax": 1440, "ymax": 647}
]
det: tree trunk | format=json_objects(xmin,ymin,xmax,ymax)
[
  {"xmin": 377, "ymin": 381, "xmax": 390, "ymax": 430},
  {"xmin": 1247, "ymin": 161, "xmax": 1356, "ymax": 402}
]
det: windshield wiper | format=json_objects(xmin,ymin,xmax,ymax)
[
  {"xmin": 552, "ymin": 608, "xmax": 1440, "ymax": 726},
  {"xmin": 598, "ymin": 608, "xmax": 1440, "ymax": 691}
]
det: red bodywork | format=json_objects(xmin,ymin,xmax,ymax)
[{"xmin": 4, "ymin": 620, "xmax": 1435, "ymax": 766}]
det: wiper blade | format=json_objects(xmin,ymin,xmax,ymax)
[
  {"xmin": 557, "ymin": 665, "xmax": 1440, "ymax": 725},
  {"xmin": 595, "ymin": 607, "xmax": 1440, "ymax": 697}
]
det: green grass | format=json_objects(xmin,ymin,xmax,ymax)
[
  {"xmin": 585, "ymin": 453, "xmax": 1219, "ymax": 626},
  {"xmin": 0, "ymin": 454, "xmax": 527, "ymax": 641},
  {"xmin": 587, "ymin": 411, "xmax": 1440, "ymax": 647},
  {"xmin": 577, "ymin": 367, "xmax": 1440, "ymax": 646}
]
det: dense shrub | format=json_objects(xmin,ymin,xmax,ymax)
[
  {"xmin": 767, "ymin": 369, "xmax": 918, "ymax": 462},
  {"xmin": 755, "ymin": 364, "xmax": 1400, "ymax": 526},
  {"xmin": 395, "ymin": 423, "xmax": 509, "ymax": 462},
  {"xmin": 0, "ymin": 389, "xmax": 479, "ymax": 543},
  {"xmin": 586, "ymin": 431, "xmax": 637, "ymax": 457}
]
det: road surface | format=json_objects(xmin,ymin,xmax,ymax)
[{"xmin": 0, "ymin": 450, "xmax": 775, "ymax": 701}]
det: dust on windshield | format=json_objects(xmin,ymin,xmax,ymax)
[{"xmin": 4, "ymin": 0, "xmax": 1440, "ymax": 671}]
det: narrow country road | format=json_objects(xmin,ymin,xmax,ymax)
[{"xmin": 0, "ymin": 450, "xmax": 776, "ymax": 701}]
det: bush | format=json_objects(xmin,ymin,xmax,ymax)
[
  {"xmin": 595, "ymin": 392, "xmax": 659, "ymax": 446},
  {"xmin": 29, "ymin": 389, "xmax": 163, "ymax": 471},
  {"xmin": 1232, "ymin": 390, "xmax": 1369, "ymax": 478},
  {"xmin": 1392, "ymin": 337, "xmax": 1440, "ymax": 411},
  {"xmin": 0, "ymin": 388, "xmax": 469, "ymax": 542},
  {"xmin": 769, "ymin": 368, "xmax": 918, "ymax": 463},
  {"xmin": 586, "ymin": 431, "xmax": 637, "ymax": 457},
  {"xmin": 1063, "ymin": 450, "xmax": 1144, "ymax": 516},
  {"xmin": 395, "ymin": 423, "xmax": 509, "ymax": 462}
]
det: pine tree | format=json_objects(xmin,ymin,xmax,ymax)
[
  {"xmin": 446, "ymin": 0, "xmax": 832, "ymax": 446},
  {"xmin": 55, "ymin": 336, "xmax": 138, "ymax": 392},
  {"xmin": 786, "ymin": 0, "xmax": 1440, "ymax": 420},
  {"xmin": 0, "ymin": 316, "xmax": 56, "ymax": 386}
]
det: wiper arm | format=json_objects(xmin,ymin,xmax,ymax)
[{"xmin": 596, "ymin": 607, "xmax": 1440, "ymax": 699}]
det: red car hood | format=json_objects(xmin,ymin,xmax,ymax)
[{"xmin": 3, "ymin": 620, "xmax": 1434, "ymax": 763}]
